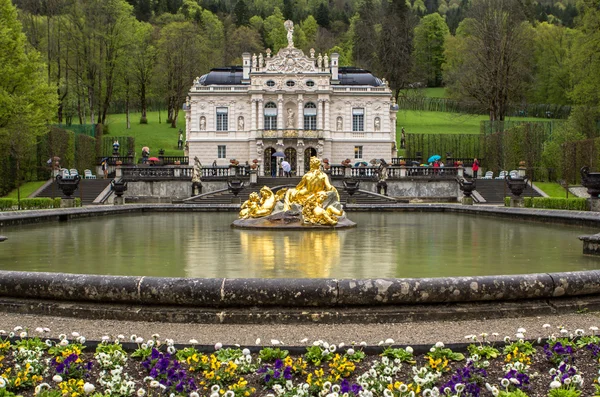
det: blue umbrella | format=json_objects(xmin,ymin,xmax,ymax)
[
  {"xmin": 428, "ymin": 155, "xmax": 441, "ymax": 163},
  {"xmin": 272, "ymin": 152, "xmax": 286, "ymax": 157}
]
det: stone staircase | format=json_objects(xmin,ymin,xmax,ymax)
[
  {"xmin": 186, "ymin": 177, "xmax": 398, "ymax": 205},
  {"xmin": 474, "ymin": 179, "xmax": 542, "ymax": 204},
  {"xmin": 34, "ymin": 178, "xmax": 113, "ymax": 206}
]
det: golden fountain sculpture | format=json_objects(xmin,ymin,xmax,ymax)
[{"xmin": 236, "ymin": 157, "xmax": 351, "ymax": 228}]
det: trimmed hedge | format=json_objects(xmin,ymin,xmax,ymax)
[
  {"xmin": 505, "ymin": 196, "xmax": 588, "ymax": 210},
  {"xmin": 0, "ymin": 197, "xmax": 80, "ymax": 210}
]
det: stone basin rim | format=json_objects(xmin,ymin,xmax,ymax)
[{"xmin": 0, "ymin": 269, "xmax": 598, "ymax": 307}]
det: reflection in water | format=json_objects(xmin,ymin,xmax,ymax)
[
  {"xmin": 236, "ymin": 229, "xmax": 342, "ymax": 278},
  {"xmin": 0, "ymin": 212, "xmax": 599, "ymax": 278}
]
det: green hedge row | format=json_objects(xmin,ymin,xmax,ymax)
[
  {"xmin": 0, "ymin": 197, "xmax": 81, "ymax": 211},
  {"xmin": 504, "ymin": 196, "xmax": 588, "ymax": 210}
]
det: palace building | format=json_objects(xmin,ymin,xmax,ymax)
[{"xmin": 184, "ymin": 20, "xmax": 398, "ymax": 176}]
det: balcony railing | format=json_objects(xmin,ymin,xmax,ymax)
[
  {"xmin": 329, "ymin": 165, "xmax": 460, "ymax": 180},
  {"xmin": 121, "ymin": 166, "xmax": 193, "ymax": 181},
  {"xmin": 259, "ymin": 129, "xmax": 323, "ymax": 139},
  {"xmin": 97, "ymin": 156, "xmax": 135, "ymax": 166}
]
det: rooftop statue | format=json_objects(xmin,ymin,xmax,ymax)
[{"xmin": 284, "ymin": 20, "xmax": 294, "ymax": 48}]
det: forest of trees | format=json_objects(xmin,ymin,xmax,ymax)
[{"xmin": 5, "ymin": 0, "xmax": 599, "ymax": 130}]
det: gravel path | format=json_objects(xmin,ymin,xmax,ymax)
[{"xmin": 2, "ymin": 310, "xmax": 600, "ymax": 346}]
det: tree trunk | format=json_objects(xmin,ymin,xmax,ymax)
[
  {"xmin": 140, "ymin": 81, "xmax": 147, "ymax": 123},
  {"xmin": 125, "ymin": 79, "xmax": 130, "ymax": 129}
]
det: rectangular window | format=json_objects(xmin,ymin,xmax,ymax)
[
  {"xmin": 264, "ymin": 116, "xmax": 277, "ymax": 130},
  {"xmin": 304, "ymin": 115, "xmax": 317, "ymax": 130},
  {"xmin": 216, "ymin": 107, "xmax": 228, "ymax": 131},
  {"xmin": 354, "ymin": 146, "xmax": 363, "ymax": 159},
  {"xmin": 352, "ymin": 108, "xmax": 364, "ymax": 132},
  {"xmin": 217, "ymin": 145, "xmax": 226, "ymax": 159}
]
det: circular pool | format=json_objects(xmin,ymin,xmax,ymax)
[{"xmin": 1, "ymin": 211, "xmax": 597, "ymax": 279}]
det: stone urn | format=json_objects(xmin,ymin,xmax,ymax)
[
  {"xmin": 227, "ymin": 178, "xmax": 245, "ymax": 197},
  {"xmin": 343, "ymin": 179, "xmax": 360, "ymax": 196},
  {"xmin": 581, "ymin": 167, "xmax": 600, "ymax": 197},
  {"xmin": 506, "ymin": 174, "xmax": 527, "ymax": 196},
  {"xmin": 111, "ymin": 179, "xmax": 128, "ymax": 197},
  {"xmin": 458, "ymin": 177, "xmax": 476, "ymax": 198},
  {"xmin": 56, "ymin": 174, "xmax": 81, "ymax": 197}
]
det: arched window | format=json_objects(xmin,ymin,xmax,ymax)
[
  {"xmin": 264, "ymin": 102, "xmax": 277, "ymax": 130},
  {"xmin": 304, "ymin": 102, "xmax": 317, "ymax": 130}
]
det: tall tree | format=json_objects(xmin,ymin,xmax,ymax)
[
  {"xmin": 413, "ymin": 13, "xmax": 449, "ymax": 87},
  {"xmin": 264, "ymin": 7, "xmax": 286, "ymax": 51},
  {"xmin": 352, "ymin": 0, "xmax": 379, "ymax": 70},
  {"xmin": 233, "ymin": 0, "xmax": 249, "ymax": 26},
  {"xmin": 567, "ymin": 0, "xmax": 600, "ymax": 137},
  {"xmin": 0, "ymin": 0, "xmax": 57, "ymax": 203},
  {"xmin": 315, "ymin": 2, "xmax": 329, "ymax": 28},
  {"xmin": 131, "ymin": 21, "xmax": 157, "ymax": 124},
  {"xmin": 443, "ymin": 0, "xmax": 534, "ymax": 121},
  {"xmin": 377, "ymin": 0, "xmax": 417, "ymax": 99}
]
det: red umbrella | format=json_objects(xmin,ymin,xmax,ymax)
[{"xmin": 148, "ymin": 157, "xmax": 160, "ymax": 162}]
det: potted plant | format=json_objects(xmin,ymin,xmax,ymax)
[
  {"xmin": 250, "ymin": 159, "xmax": 259, "ymax": 169},
  {"xmin": 174, "ymin": 161, "xmax": 181, "ymax": 165},
  {"xmin": 341, "ymin": 158, "xmax": 352, "ymax": 168},
  {"xmin": 230, "ymin": 159, "xmax": 240, "ymax": 166},
  {"xmin": 399, "ymin": 160, "xmax": 406, "ymax": 166},
  {"xmin": 519, "ymin": 161, "xmax": 526, "ymax": 167}
]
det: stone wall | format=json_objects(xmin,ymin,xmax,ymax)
[
  {"xmin": 333, "ymin": 179, "xmax": 460, "ymax": 199},
  {"xmin": 124, "ymin": 181, "xmax": 192, "ymax": 202}
]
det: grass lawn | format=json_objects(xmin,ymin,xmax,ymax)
[
  {"xmin": 3, "ymin": 181, "xmax": 47, "ymax": 199},
  {"xmin": 396, "ymin": 110, "xmax": 553, "ymax": 135},
  {"xmin": 534, "ymin": 182, "xmax": 570, "ymax": 198},
  {"xmin": 424, "ymin": 87, "xmax": 448, "ymax": 98},
  {"xmin": 106, "ymin": 111, "xmax": 185, "ymax": 157}
]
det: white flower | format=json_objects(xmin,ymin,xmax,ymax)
[
  {"xmin": 346, "ymin": 348, "xmax": 355, "ymax": 356},
  {"xmin": 517, "ymin": 327, "xmax": 526, "ymax": 333},
  {"xmin": 271, "ymin": 339, "xmax": 281, "ymax": 345},
  {"xmin": 492, "ymin": 332, "xmax": 499, "ymax": 337},
  {"xmin": 385, "ymin": 338, "xmax": 394, "ymax": 345},
  {"xmin": 45, "ymin": 339, "xmax": 52, "ymax": 347},
  {"xmin": 71, "ymin": 331, "xmax": 80, "ymax": 337},
  {"xmin": 0, "ymin": 378, "xmax": 6, "ymax": 388},
  {"xmin": 455, "ymin": 384, "xmax": 464, "ymax": 393},
  {"xmin": 543, "ymin": 324, "xmax": 551, "ymax": 328},
  {"xmin": 59, "ymin": 339, "xmax": 69, "ymax": 346},
  {"xmin": 383, "ymin": 389, "xmax": 393, "ymax": 397},
  {"xmin": 101, "ymin": 335, "xmax": 110, "ymax": 342},
  {"xmin": 329, "ymin": 344, "xmax": 337, "ymax": 352},
  {"xmin": 130, "ymin": 334, "xmax": 137, "ymax": 342},
  {"xmin": 323, "ymin": 342, "xmax": 330, "ymax": 349},
  {"xmin": 137, "ymin": 388, "xmax": 146, "ymax": 397},
  {"xmin": 255, "ymin": 338, "xmax": 261, "ymax": 345},
  {"xmin": 429, "ymin": 347, "xmax": 435, "ymax": 353},
  {"xmin": 214, "ymin": 342, "xmax": 223, "ymax": 350},
  {"xmin": 0, "ymin": 331, "xmax": 5, "ymax": 335},
  {"xmin": 406, "ymin": 346, "xmax": 413, "ymax": 354},
  {"xmin": 77, "ymin": 336, "xmax": 86, "ymax": 344},
  {"xmin": 189, "ymin": 339, "xmax": 199, "ymax": 345},
  {"xmin": 58, "ymin": 333, "xmax": 67, "ymax": 340},
  {"xmin": 504, "ymin": 336, "xmax": 511, "ymax": 343},
  {"xmin": 550, "ymin": 381, "xmax": 561, "ymax": 389},
  {"xmin": 117, "ymin": 334, "xmax": 125, "ymax": 340},
  {"xmin": 224, "ymin": 391, "xmax": 235, "ymax": 397},
  {"xmin": 338, "ymin": 342, "xmax": 345, "ymax": 348},
  {"xmin": 300, "ymin": 338, "xmax": 308, "ymax": 343},
  {"xmin": 165, "ymin": 339, "xmax": 174, "ymax": 346},
  {"xmin": 19, "ymin": 331, "xmax": 27, "ymax": 338},
  {"xmin": 136, "ymin": 337, "xmax": 144, "ymax": 344},
  {"xmin": 560, "ymin": 329, "xmax": 569, "ymax": 335},
  {"xmin": 575, "ymin": 329, "xmax": 584, "ymax": 336},
  {"xmin": 515, "ymin": 333, "xmax": 525, "ymax": 339},
  {"xmin": 53, "ymin": 375, "xmax": 63, "ymax": 383},
  {"xmin": 435, "ymin": 342, "xmax": 444, "ymax": 348},
  {"xmin": 35, "ymin": 327, "xmax": 44, "ymax": 333},
  {"xmin": 151, "ymin": 333, "xmax": 160, "ymax": 339},
  {"xmin": 83, "ymin": 383, "xmax": 95, "ymax": 394},
  {"xmin": 242, "ymin": 348, "xmax": 251, "ymax": 356},
  {"xmin": 167, "ymin": 346, "xmax": 176, "ymax": 354},
  {"xmin": 147, "ymin": 340, "xmax": 155, "ymax": 347},
  {"xmin": 564, "ymin": 378, "xmax": 571, "ymax": 385},
  {"xmin": 360, "ymin": 341, "xmax": 367, "ymax": 347},
  {"xmin": 13, "ymin": 326, "xmax": 22, "ymax": 332},
  {"xmin": 590, "ymin": 326, "xmax": 599, "ymax": 334},
  {"xmin": 149, "ymin": 381, "xmax": 160, "ymax": 388},
  {"xmin": 190, "ymin": 393, "xmax": 199, "ymax": 397}
]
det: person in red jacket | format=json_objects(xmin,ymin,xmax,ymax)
[{"xmin": 472, "ymin": 158, "xmax": 480, "ymax": 179}]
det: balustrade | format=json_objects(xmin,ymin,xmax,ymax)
[
  {"xmin": 121, "ymin": 166, "xmax": 193, "ymax": 181},
  {"xmin": 97, "ymin": 156, "xmax": 135, "ymax": 166}
]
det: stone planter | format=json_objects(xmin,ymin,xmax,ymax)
[
  {"xmin": 111, "ymin": 180, "xmax": 128, "ymax": 197},
  {"xmin": 227, "ymin": 179, "xmax": 245, "ymax": 203},
  {"xmin": 506, "ymin": 175, "xmax": 527, "ymax": 197},
  {"xmin": 581, "ymin": 167, "xmax": 600, "ymax": 197},
  {"xmin": 55, "ymin": 175, "xmax": 81, "ymax": 197},
  {"xmin": 458, "ymin": 178, "xmax": 476, "ymax": 198}
]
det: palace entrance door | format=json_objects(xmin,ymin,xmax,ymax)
[
  {"xmin": 264, "ymin": 148, "xmax": 277, "ymax": 176},
  {"xmin": 304, "ymin": 147, "xmax": 317, "ymax": 172},
  {"xmin": 284, "ymin": 147, "xmax": 297, "ymax": 175}
]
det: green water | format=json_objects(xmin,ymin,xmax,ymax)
[{"xmin": 0, "ymin": 212, "xmax": 598, "ymax": 278}]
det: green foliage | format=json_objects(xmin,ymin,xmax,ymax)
[
  {"xmin": 18, "ymin": 198, "xmax": 56, "ymax": 210},
  {"xmin": 504, "ymin": 197, "xmax": 510, "ymax": 207},
  {"xmin": 413, "ymin": 13, "xmax": 449, "ymax": 87},
  {"xmin": 380, "ymin": 347, "xmax": 415, "ymax": 363},
  {"xmin": 345, "ymin": 349, "xmax": 365, "ymax": 362},
  {"xmin": 498, "ymin": 390, "xmax": 530, "ymax": 397},
  {"xmin": 14, "ymin": 337, "xmax": 47, "ymax": 351},
  {"xmin": 264, "ymin": 7, "xmax": 286, "ymax": 51},
  {"xmin": 216, "ymin": 348, "xmax": 243, "ymax": 362},
  {"xmin": 467, "ymin": 344, "xmax": 499, "ymax": 359},
  {"xmin": 258, "ymin": 347, "xmax": 289, "ymax": 362},
  {"xmin": 503, "ymin": 340, "xmax": 535, "ymax": 357},
  {"xmin": 547, "ymin": 388, "xmax": 581, "ymax": 397},
  {"xmin": 53, "ymin": 198, "xmax": 61, "ymax": 208},
  {"xmin": 0, "ymin": 389, "xmax": 22, "ymax": 397},
  {"xmin": 95, "ymin": 342, "xmax": 126, "ymax": 355},
  {"xmin": 304, "ymin": 345, "xmax": 334, "ymax": 366},
  {"xmin": 521, "ymin": 197, "xmax": 588, "ymax": 211},
  {"xmin": 0, "ymin": 198, "xmax": 17, "ymax": 210},
  {"xmin": 426, "ymin": 346, "xmax": 464, "ymax": 362}
]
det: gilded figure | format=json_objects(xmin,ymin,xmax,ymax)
[{"xmin": 284, "ymin": 156, "xmax": 340, "ymax": 210}]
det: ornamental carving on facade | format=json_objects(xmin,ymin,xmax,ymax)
[{"xmin": 265, "ymin": 47, "xmax": 318, "ymax": 74}]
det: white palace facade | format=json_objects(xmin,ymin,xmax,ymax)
[{"xmin": 184, "ymin": 21, "xmax": 398, "ymax": 176}]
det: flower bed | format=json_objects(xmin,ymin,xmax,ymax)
[{"xmin": 0, "ymin": 326, "xmax": 599, "ymax": 397}]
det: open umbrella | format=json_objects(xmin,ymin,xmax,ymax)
[
  {"xmin": 148, "ymin": 157, "xmax": 160, "ymax": 162},
  {"xmin": 354, "ymin": 161, "xmax": 369, "ymax": 167},
  {"xmin": 272, "ymin": 152, "xmax": 286, "ymax": 157},
  {"xmin": 428, "ymin": 155, "xmax": 441, "ymax": 163},
  {"xmin": 369, "ymin": 158, "xmax": 380, "ymax": 165}
]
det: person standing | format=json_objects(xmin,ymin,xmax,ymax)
[
  {"xmin": 281, "ymin": 158, "xmax": 291, "ymax": 177},
  {"xmin": 472, "ymin": 158, "xmax": 480, "ymax": 179},
  {"xmin": 400, "ymin": 127, "xmax": 406, "ymax": 149},
  {"xmin": 101, "ymin": 160, "xmax": 108, "ymax": 179}
]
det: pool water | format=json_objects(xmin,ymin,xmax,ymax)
[{"xmin": 0, "ymin": 212, "xmax": 597, "ymax": 278}]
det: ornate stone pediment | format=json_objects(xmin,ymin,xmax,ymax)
[{"xmin": 264, "ymin": 48, "xmax": 317, "ymax": 74}]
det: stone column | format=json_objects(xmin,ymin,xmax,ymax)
[
  {"xmin": 251, "ymin": 99, "xmax": 257, "ymax": 134},
  {"xmin": 277, "ymin": 95, "xmax": 284, "ymax": 130},
  {"xmin": 324, "ymin": 100, "xmax": 330, "ymax": 133},
  {"xmin": 589, "ymin": 198, "xmax": 600, "ymax": 212},
  {"xmin": 297, "ymin": 97, "xmax": 304, "ymax": 130},
  {"xmin": 316, "ymin": 100, "xmax": 323, "ymax": 130},
  {"xmin": 258, "ymin": 99, "xmax": 264, "ymax": 131}
]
